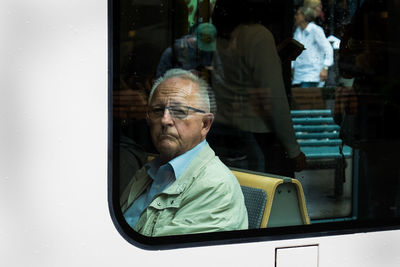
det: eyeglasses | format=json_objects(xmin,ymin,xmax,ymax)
[{"xmin": 147, "ymin": 105, "xmax": 206, "ymax": 120}]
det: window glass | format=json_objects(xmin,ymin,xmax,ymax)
[{"xmin": 111, "ymin": 0, "xmax": 400, "ymax": 247}]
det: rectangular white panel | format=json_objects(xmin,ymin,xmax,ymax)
[{"xmin": 276, "ymin": 245, "xmax": 319, "ymax": 267}]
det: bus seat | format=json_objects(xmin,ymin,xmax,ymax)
[
  {"xmin": 240, "ymin": 185, "xmax": 267, "ymax": 229},
  {"xmin": 231, "ymin": 168, "xmax": 310, "ymax": 228}
]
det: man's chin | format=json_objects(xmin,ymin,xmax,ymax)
[
  {"xmin": 158, "ymin": 148, "xmax": 178, "ymax": 164},
  {"xmin": 156, "ymin": 140, "xmax": 177, "ymax": 155}
]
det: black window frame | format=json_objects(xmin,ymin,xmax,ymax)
[{"xmin": 107, "ymin": 0, "xmax": 400, "ymax": 250}]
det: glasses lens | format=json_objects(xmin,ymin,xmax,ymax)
[
  {"xmin": 148, "ymin": 106, "xmax": 204, "ymax": 120},
  {"xmin": 169, "ymin": 106, "xmax": 188, "ymax": 119}
]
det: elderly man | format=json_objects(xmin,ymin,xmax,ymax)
[{"xmin": 120, "ymin": 68, "xmax": 248, "ymax": 236}]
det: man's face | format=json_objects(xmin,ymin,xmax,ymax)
[
  {"xmin": 294, "ymin": 9, "xmax": 305, "ymax": 26},
  {"xmin": 148, "ymin": 77, "xmax": 212, "ymax": 163}
]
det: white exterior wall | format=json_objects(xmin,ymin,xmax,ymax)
[{"xmin": 1, "ymin": 1, "xmax": 400, "ymax": 266}]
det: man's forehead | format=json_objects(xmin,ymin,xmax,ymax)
[{"xmin": 152, "ymin": 77, "xmax": 198, "ymax": 102}]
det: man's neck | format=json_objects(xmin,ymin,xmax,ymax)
[
  {"xmin": 158, "ymin": 139, "xmax": 206, "ymax": 165},
  {"xmin": 300, "ymin": 21, "xmax": 309, "ymax": 31}
]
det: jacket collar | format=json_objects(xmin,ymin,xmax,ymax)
[
  {"xmin": 120, "ymin": 142, "xmax": 216, "ymax": 212},
  {"xmin": 162, "ymin": 143, "xmax": 215, "ymax": 195}
]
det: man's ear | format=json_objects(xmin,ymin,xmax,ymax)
[{"xmin": 201, "ymin": 113, "xmax": 214, "ymax": 137}]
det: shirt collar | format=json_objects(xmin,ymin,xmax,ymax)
[
  {"xmin": 146, "ymin": 139, "xmax": 207, "ymax": 181},
  {"xmin": 169, "ymin": 139, "xmax": 207, "ymax": 179},
  {"xmin": 303, "ymin": 22, "xmax": 315, "ymax": 34}
]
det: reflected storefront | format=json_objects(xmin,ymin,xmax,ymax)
[{"xmin": 111, "ymin": 0, "xmax": 400, "ymax": 240}]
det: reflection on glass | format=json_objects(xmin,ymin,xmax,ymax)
[
  {"xmin": 112, "ymin": 0, "xmax": 400, "ymax": 238},
  {"xmin": 156, "ymin": 22, "xmax": 216, "ymax": 79}
]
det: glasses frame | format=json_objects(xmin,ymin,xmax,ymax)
[{"xmin": 147, "ymin": 105, "xmax": 206, "ymax": 121}]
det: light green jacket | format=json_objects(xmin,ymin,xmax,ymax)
[{"xmin": 120, "ymin": 143, "xmax": 248, "ymax": 236}]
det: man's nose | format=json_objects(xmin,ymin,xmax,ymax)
[{"xmin": 161, "ymin": 108, "xmax": 174, "ymax": 125}]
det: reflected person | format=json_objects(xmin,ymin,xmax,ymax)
[
  {"xmin": 292, "ymin": 6, "xmax": 333, "ymax": 88},
  {"xmin": 156, "ymin": 23, "xmax": 216, "ymax": 78},
  {"xmin": 338, "ymin": 0, "xmax": 400, "ymax": 219},
  {"xmin": 208, "ymin": 0, "xmax": 306, "ymax": 176},
  {"xmin": 120, "ymin": 68, "xmax": 248, "ymax": 236}
]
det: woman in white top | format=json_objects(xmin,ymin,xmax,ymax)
[{"xmin": 292, "ymin": 6, "xmax": 333, "ymax": 88}]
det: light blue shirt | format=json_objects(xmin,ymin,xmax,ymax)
[
  {"xmin": 292, "ymin": 22, "xmax": 334, "ymax": 84},
  {"xmin": 123, "ymin": 140, "xmax": 207, "ymax": 228}
]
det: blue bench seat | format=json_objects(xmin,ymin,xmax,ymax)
[
  {"xmin": 291, "ymin": 109, "xmax": 352, "ymax": 196},
  {"xmin": 300, "ymin": 146, "xmax": 352, "ymax": 159}
]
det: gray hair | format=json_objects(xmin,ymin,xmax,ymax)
[
  {"xmin": 299, "ymin": 6, "xmax": 316, "ymax": 22},
  {"xmin": 149, "ymin": 68, "xmax": 216, "ymax": 113}
]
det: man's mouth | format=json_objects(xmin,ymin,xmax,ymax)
[{"xmin": 159, "ymin": 134, "xmax": 176, "ymax": 140}]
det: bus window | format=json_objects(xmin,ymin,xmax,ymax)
[{"xmin": 110, "ymin": 0, "xmax": 400, "ymax": 248}]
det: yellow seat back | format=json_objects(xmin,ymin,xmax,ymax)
[{"xmin": 231, "ymin": 169, "xmax": 310, "ymax": 228}]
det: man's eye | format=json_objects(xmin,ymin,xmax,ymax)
[{"xmin": 152, "ymin": 108, "xmax": 164, "ymax": 115}]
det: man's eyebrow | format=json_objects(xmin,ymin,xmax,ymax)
[
  {"xmin": 169, "ymin": 101, "xmax": 184, "ymax": 106},
  {"xmin": 150, "ymin": 101, "xmax": 183, "ymax": 107}
]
